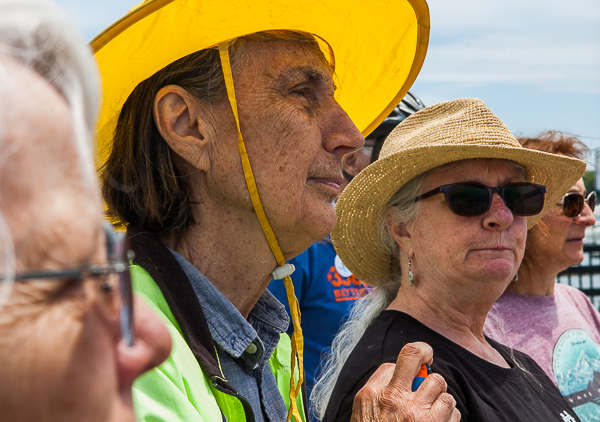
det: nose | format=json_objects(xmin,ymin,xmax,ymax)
[
  {"xmin": 117, "ymin": 295, "xmax": 172, "ymax": 391},
  {"xmin": 482, "ymin": 192, "xmax": 515, "ymax": 231},
  {"xmin": 320, "ymin": 101, "xmax": 365, "ymax": 157},
  {"xmin": 574, "ymin": 201, "xmax": 596, "ymax": 227}
]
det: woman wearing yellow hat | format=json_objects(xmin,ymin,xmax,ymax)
[{"xmin": 92, "ymin": 0, "xmax": 457, "ymax": 421}]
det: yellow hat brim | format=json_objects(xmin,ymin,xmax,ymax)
[{"xmin": 91, "ymin": 0, "xmax": 430, "ymax": 166}]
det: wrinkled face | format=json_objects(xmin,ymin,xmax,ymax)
[
  {"xmin": 0, "ymin": 58, "xmax": 170, "ymax": 421},
  {"xmin": 204, "ymin": 41, "xmax": 364, "ymax": 257},
  {"xmin": 407, "ymin": 159, "xmax": 528, "ymax": 301},
  {"xmin": 525, "ymin": 178, "xmax": 596, "ymax": 273}
]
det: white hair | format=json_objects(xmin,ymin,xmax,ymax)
[
  {"xmin": 0, "ymin": 0, "xmax": 100, "ymax": 307},
  {"xmin": 0, "ymin": 0, "xmax": 100, "ymax": 183},
  {"xmin": 309, "ymin": 286, "xmax": 397, "ymax": 421},
  {"xmin": 310, "ymin": 172, "xmax": 425, "ymax": 421}
]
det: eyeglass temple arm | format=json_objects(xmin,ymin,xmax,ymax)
[
  {"xmin": 413, "ymin": 187, "xmax": 442, "ymax": 202},
  {"xmin": 4, "ymin": 262, "xmax": 127, "ymax": 282},
  {"xmin": 8, "ymin": 268, "xmax": 85, "ymax": 282}
]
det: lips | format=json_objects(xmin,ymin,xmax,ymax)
[
  {"xmin": 471, "ymin": 244, "xmax": 513, "ymax": 254},
  {"xmin": 566, "ymin": 230, "xmax": 587, "ymax": 242},
  {"xmin": 481, "ymin": 244, "xmax": 511, "ymax": 250},
  {"xmin": 308, "ymin": 175, "xmax": 343, "ymax": 193},
  {"xmin": 312, "ymin": 177, "xmax": 342, "ymax": 187}
]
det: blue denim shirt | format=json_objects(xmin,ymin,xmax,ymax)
[{"xmin": 170, "ymin": 250, "xmax": 289, "ymax": 422}]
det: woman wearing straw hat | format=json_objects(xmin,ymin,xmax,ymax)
[
  {"xmin": 315, "ymin": 98, "xmax": 585, "ymax": 422},
  {"xmin": 92, "ymin": 0, "xmax": 459, "ymax": 421}
]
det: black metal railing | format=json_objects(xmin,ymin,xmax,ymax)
[{"xmin": 558, "ymin": 244, "xmax": 600, "ymax": 309}]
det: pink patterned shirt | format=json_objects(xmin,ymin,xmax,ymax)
[{"xmin": 484, "ymin": 283, "xmax": 600, "ymax": 419}]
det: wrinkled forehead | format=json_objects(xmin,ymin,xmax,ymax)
[
  {"xmin": 233, "ymin": 40, "xmax": 334, "ymax": 89},
  {"xmin": 0, "ymin": 56, "xmax": 103, "ymax": 271}
]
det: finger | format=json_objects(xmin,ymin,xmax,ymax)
[
  {"xmin": 429, "ymin": 391, "xmax": 459, "ymax": 422},
  {"xmin": 386, "ymin": 342, "xmax": 434, "ymax": 393},
  {"xmin": 451, "ymin": 408, "xmax": 461, "ymax": 422},
  {"xmin": 361, "ymin": 362, "xmax": 397, "ymax": 391},
  {"xmin": 413, "ymin": 373, "xmax": 447, "ymax": 405},
  {"xmin": 351, "ymin": 363, "xmax": 397, "ymax": 422}
]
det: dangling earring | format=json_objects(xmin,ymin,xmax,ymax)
[
  {"xmin": 408, "ymin": 259, "xmax": 414, "ymax": 286},
  {"xmin": 512, "ymin": 272, "xmax": 519, "ymax": 282}
]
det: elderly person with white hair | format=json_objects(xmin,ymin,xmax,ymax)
[
  {"xmin": 313, "ymin": 98, "xmax": 585, "ymax": 422},
  {"xmin": 0, "ymin": 1, "xmax": 171, "ymax": 420}
]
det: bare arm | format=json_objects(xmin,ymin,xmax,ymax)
[{"xmin": 350, "ymin": 342, "xmax": 460, "ymax": 422}]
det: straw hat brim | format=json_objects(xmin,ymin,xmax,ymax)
[
  {"xmin": 91, "ymin": 0, "xmax": 430, "ymax": 166},
  {"xmin": 332, "ymin": 144, "xmax": 586, "ymax": 286}
]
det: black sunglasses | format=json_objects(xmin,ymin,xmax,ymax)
[
  {"xmin": 414, "ymin": 182, "xmax": 547, "ymax": 217},
  {"xmin": 557, "ymin": 191, "xmax": 596, "ymax": 218},
  {"xmin": 0, "ymin": 223, "xmax": 135, "ymax": 347}
]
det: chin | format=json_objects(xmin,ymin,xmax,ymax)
[
  {"xmin": 316, "ymin": 206, "xmax": 337, "ymax": 238},
  {"xmin": 289, "ymin": 206, "xmax": 336, "ymax": 255},
  {"xmin": 561, "ymin": 246, "xmax": 585, "ymax": 267},
  {"xmin": 565, "ymin": 255, "xmax": 584, "ymax": 269},
  {"xmin": 108, "ymin": 398, "xmax": 137, "ymax": 422},
  {"xmin": 477, "ymin": 262, "xmax": 515, "ymax": 284}
]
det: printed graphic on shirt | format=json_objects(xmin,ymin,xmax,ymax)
[
  {"xmin": 335, "ymin": 255, "xmax": 353, "ymax": 278},
  {"xmin": 328, "ymin": 254, "xmax": 372, "ymax": 302},
  {"xmin": 553, "ymin": 329, "xmax": 600, "ymax": 421},
  {"xmin": 559, "ymin": 410, "xmax": 580, "ymax": 422}
]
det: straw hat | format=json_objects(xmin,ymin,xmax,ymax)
[
  {"xmin": 91, "ymin": 0, "xmax": 430, "ymax": 166},
  {"xmin": 332, "ymin": 98, "xmax": 586, "ymax": 286}
]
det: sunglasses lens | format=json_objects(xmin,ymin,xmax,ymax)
[
  {"xmin": 504, "ymin": 184, "xmax": 545, "ymax": 216},
  {"xmin": 588, "ymin": 192, "xmax": 596, "ymax": 213},
  {"xmin": 447, "ymin": 184, "xmax": 490, "ymax": 216},
  {"xmin": 563, "ymin": 194, "xmax": 584, "ymax": 218}
]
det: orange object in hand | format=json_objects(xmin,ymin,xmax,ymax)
[{"xmin": 411, "ymin": 363, "xmax": 432, "ymax": 391}]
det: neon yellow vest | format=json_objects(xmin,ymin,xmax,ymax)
[{"xmin": 130, "ymin": 264, "xmax": 306, "ymax": 422}]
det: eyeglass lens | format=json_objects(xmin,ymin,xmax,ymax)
[
  {"xmin": 104, "ymin": 225, "xmax": 135, "ymax": 347},
  {"xmin": 562, "ymin": 191, "xmax": 596, "ymax": 218},
  {"xmin": 445, "ymin": 183, "xmax": 545, "ymax": 217}
]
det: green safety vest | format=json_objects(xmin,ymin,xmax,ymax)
[{"xmin": 130, "ymin": 263, "xmax": 306, "ymax": 422}]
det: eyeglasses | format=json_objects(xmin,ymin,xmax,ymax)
[
  {"xmin": 359, "ymin": 141, "xmax": 376, "ymax": 159},
  {"xmin": 557, "ymin": 191, "xmax": 596, "ymax": 218},
  {"xmin": 0, "ymin": 223, "xmax": 135, "ymax": 347},
  {"xmin": 361, "ymin": 138, "xmax": 385, "ymax": 164},
  {"xmin": 414, "ymin": 182, "xmax": 547, "ymax": 217}
]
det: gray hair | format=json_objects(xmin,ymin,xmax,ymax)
[
  {"xmin": 310, "ymin": 172, "xmax": 426, "ymax": 420},
  {"xmin": 310, "ymin": 158, "xmax": 528, "ymax": 420},
  {"xmin": 0, "ymin": 0, "xmax": 100, "ymax": 307},
  {"xmin": 0, "ymin": 0, "xmax": 100, "ymax": 183}
]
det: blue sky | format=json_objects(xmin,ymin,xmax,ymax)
[
  {"xmin": 411, "ymin": 0, "xmax": 600, "ymax": 161},
  {"xmin": 54, "ymin": 0, "xmax": 600, "ymax": 166}
]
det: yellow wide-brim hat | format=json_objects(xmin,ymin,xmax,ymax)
[
  {"xmin": 91, "ymin": 0, "xmax": 430, "ymax": 166},
  {"xmin": 332, "ymin": 98, "xmax": 586, "ymax": 286}
]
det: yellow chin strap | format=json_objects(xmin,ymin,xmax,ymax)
[{"xmin": 219, "ymin": 42, "xmax": 304, "ymax": 422}]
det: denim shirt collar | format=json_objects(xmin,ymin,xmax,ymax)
[{"xmin": 169, "ymin": 249, "xmax": 289, "ymax": 368}]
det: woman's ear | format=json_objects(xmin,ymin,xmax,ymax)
[
  {"xmin": 386, "ymin": 210, "xmax": 414, "ymax": 258},
  {"xmin": 153, "ymin": 85, "xmax": 211, "ymax": 171}
]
